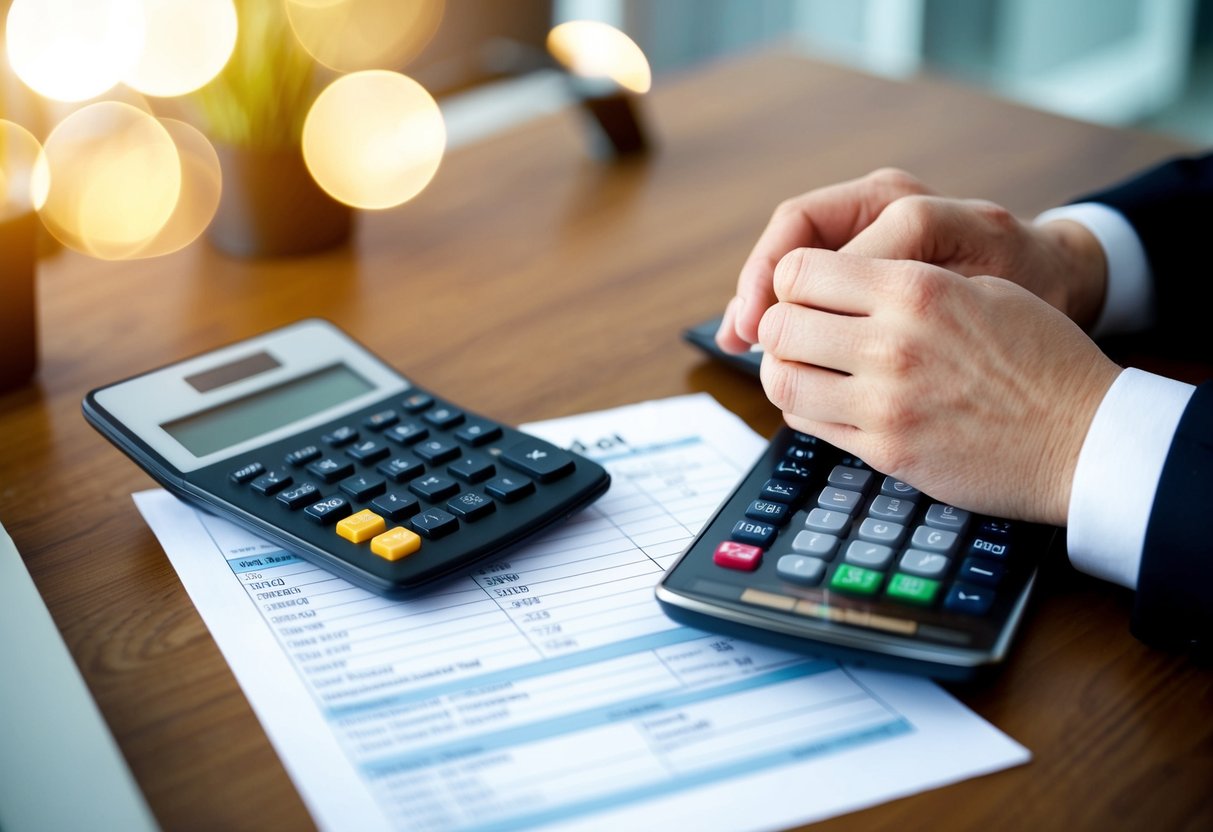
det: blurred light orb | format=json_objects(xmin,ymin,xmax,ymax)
[
  {"xmin": 124, "ymin": 0, "xmax": 239, "ymax": 97},
  {"xmin": 0, "ymin": 120, "xmax": 51, "ymax": 220},
  {"xmin": 39, "ymin": 102, "xmax": 182, "ymax": 260},
  {"xmin": 547, "ymin": 20, "xmax": 652, "ymax": 94},
  {"xmin": 127, "ymin": 118, "xmax": 222, "ymax": 258},
  {"xmin": 285, "ymin": 0, "xmax": 444, "ymax": 73},
  {"xmin": 302, "ymin": 70, "xmax": 445, "ymax": 210},
  {"xmin": 5, "ymin": 0, "xmax": 144, "ymax": 103}
]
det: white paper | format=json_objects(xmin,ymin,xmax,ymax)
[{"xmin": 133, "ymin": 393, "xmax": 1028, "ymax": 832}]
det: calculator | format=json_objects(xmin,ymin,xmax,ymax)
[
  {"xmin": 656, "ymin": 426, "xmax": 1060, "ymax": 680},
  {"xmin": 83, "ymin": 319, "xmax": 611, "ymax": 596}
]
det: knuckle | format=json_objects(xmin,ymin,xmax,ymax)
[
  {"xmin": 772, "ymin": 248, "xmax": 808, "ymax": 299},
  {"xmin": 967, "ymin": 198, "xmax": 1018, "ymax": 233},
  {"xmin": 867, "ymin": 167, "xmax": 925, "ymax": 195},
  {"xmin": 893, "ymin": 262, "xmax": 949, "ymax": 316},
  {"xmin": 884, "ymin": 194, "xmax": 937, "ymax": 237}
]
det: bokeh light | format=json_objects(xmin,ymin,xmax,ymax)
[
  {"xmin": 127, "ymin": 118, "xmax": 222, "ymax": 258},
  {"xmin": 302, "ymin": 70, "xmax": 445, "ymax": 210},
  {"xmin": 5, "ymin": 0, "xmax": 144, "ymax": 103},
  {"xmin": 0, "ymin": 120, "xmax": 51, "ymax": 220},
  {"xmin": 124, "ymin": 0, "xmax": 239, "ymax": 97},
  {"xmin": 285, "ymin": 0, "xmax": 444, "ymax": 73},
  {"xmin": 38, "ymin": 102, "xmax": 182, "ymax": 260},
  {"xmin": 547, "ymin": 20, "xmax": 652, "ymax": 94}
]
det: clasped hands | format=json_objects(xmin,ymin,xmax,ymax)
[{"xmin": 715, "ymin": 168, "xmax": 1123, "ymax": 526}]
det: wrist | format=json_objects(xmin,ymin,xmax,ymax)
[{"xmin": 1036, "ymin": 219, "xmax": 1108, "ymax": 331}]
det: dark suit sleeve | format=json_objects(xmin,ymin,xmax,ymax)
[{"xmin": 1070, "ymin": 152, "xmax": 1213, "ymax": 652}]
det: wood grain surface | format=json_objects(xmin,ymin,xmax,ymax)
[{"xmin": 2, "ymin": 48, "xmax": 1210, "ymax": 831}]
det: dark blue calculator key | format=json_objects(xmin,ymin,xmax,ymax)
[
  {"xmin": 230, "ymin": 461, "xmax": 265, "ymax": 484},
  {"xmin": 447, "ymin": 491, "xmax": 495, "ymax": 521},
  {"xmin": 378, "ymin": 456, "xmax": 424, "ymax": 483},
  {"xmin": 410, "ymin": 507, "xmax": 458, "ymax": 539},
  {"xmin": 250, "ymin": 469, "xmax": 292, "ymax": 495},
  {"xmin": 423, "ymin": 406, "xmax": 465, "ymax": 429},
  {"xmin": 958, "ymin": 557, "xmax": 1005, "ymax": 586},
  {"xmin": 308, "ymin": 457, "xmax": 355, "ymax": 483},
  {"xmin": 759, "ymin": 479, "xmax": 802, "ymax": 504},
  {"xmin": 278, "ymin": 482, "xmax": 320, "ymax": 510},
  {"xmin": 449, "ymin": 454, "xmax": 495, "ymax": 484},
  {"xmin": 771, "ymin": 459, "xmax": 812, "ymax": 482},
  {"xmin": 347, "ymin": 439, "xmax": 390, "ymax": 464},
  {"xmin": 401, "ymin": 392, "xmax": 434, "ymax": 413},
  {"xmin": 386, "ymin": 421, "xmax": 429, "ymax": 445},
  {"xmin": 744, "ymin": 499, "xmax": 789, "ymax": 525},
  {"xmin": 322, "ymin": 425, "xmax": 359, "ymax": 447},
  {"xmin": 500, "ymin": 441, "xmax": 575, "ymax": 483},
  {"xmin": 364, "ymin": 409, "xmax": 399, "ymax": 431},
  {"xmin": 484, "ymin": 474, "xmax": 535, "ymax": 503},
  {"xmin": 414, "ymin": 438, "xmax": 461, "ymax": 464},
  {"xmin": 455, "ymin": 420, "xmax": 503, "ymax": 446},
  {"xmin": 372, "ymin": 491, "xmax": 420, "ymax": 521},
  {"xmin": 339, "ymin": 474, "xmax": 387, "ymax": 501},
  {"xmin": 944, "ymin": 583, "xmax": 996, "ymax": 615},
  {"xmin": 977, "ymin": 519, "xmax": 1015, "ymax": 540},
  {"xmin": 730, "ymin": 519, "xmax": 777, "ymax": 548},
  {"xmin": 284, "ymin": 445, "xmax": 321, "ymax": 467},
  {"xmin": 305, "ymin": 495, "xmax": 352, "ymax": 525},
  {"xmin": 791, "ymin": 431, "xmax": 820, "ymax": 446},
  {"xmin": 784, "ymin": 445, "xmax": 815, "ymax": 463},
  {"xmin": 409, "ymin": 474, "xmax": 460, "ymax": 501},
  {"xmin": 966, "ymin": 535, "xmax": 1012, "ymax": 561}
]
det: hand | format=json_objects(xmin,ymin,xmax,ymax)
[
  {"xmin": 758, "ymin": 250, "xmax": 1122, "ymax": 524},
  {"xmin": 716, "ymin": 168, "xmax": 1109, "ymax": 353}
]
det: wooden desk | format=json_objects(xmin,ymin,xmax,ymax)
[{"xmin": 3, "ymin": 49, "xmax": 1210, "ymax": 831}]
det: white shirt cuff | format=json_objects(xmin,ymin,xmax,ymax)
[
  {"xmin": 1033, "ymin": 202, "xmax": 1154, "ymax": 337},
  {"xmin": 1067, "ymin": 367, "xmax": 1195, "ymax": 589}
]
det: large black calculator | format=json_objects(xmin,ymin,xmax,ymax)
[
  {"xmin": 83, "ymin": 319, "xmax": 610, "ymax": 596},
  {"xmin": 656, "ymin": 426, "xmax": 1060, "ymax": 680}
]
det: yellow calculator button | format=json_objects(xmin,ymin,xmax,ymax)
[
  {"xmin": 336, "ymin": 509, "xmax": 386, "ymax": 543},
  {"xmin": 370, "ymin": 527, "xmax": 422, "ymax": 561}
]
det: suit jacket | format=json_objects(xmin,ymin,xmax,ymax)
[{"xmin": 1079, "ymin": 152, "xmax": 1213, "ymax": 653}]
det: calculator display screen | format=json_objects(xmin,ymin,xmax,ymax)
[{"xmin": 162, "ymin": 363, "xmax": 374, "ymax": 457}]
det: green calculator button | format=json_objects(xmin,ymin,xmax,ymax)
[
  {"xmin": 886, "ymin": 573, "xmax": 941, "ymax": 605},
  {"xmin": 829, "ymin": 564, "xmax": 884, "ymax": 595}
]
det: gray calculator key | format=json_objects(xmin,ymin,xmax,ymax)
[
  {"xmin": 818, "ymin": 486, "xmax": 862, "ymax": 513},
  {"xmin": 805, "ymin": 508, "xmax": 849, "ymax": 534},
  {"xmin": 857, "ymin": 517, "xmax": 905, "ymax": 547},
  {"xmin": 899, "ymin": 549, "xmax": 950, "ymax": 578},
  {"xmin": 925, "ymin": 503, "xmax": 970, "ymax": 532},
  {"xmin": 881, "ymin": 476, "xmax": 920, "ymax": 498},
  {"xmin": 910, "ymin": 525, "xmax": 958, "ymax": 554},
  {"xmin": 776, "ymin": 554, "xmax": 826, "ymax": 585},
  {"xmin": 827, "ymin": 465, "xmax": 872, "ymax": 491},
  {"xmin": 844, "ymin": 540, "xmax": 894, "ymax": 570},
  {"xmin": 791, "ymin": 530, "xmax": 840, "ymax": 560},
  {"xmin": 868, "ymin": 495, "xmax": 916, "ymax": 522}
]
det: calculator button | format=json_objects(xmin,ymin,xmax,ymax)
[
  {"xmin": 771, "ymin": 459, "xmax": 812, "ymax": 482},
  {"xmin": 744, "ymin": 499, "xmax": 789, "ymax": 525},
  {"xmin": 713, "ymin": 541, "xmax": 762, "ymax": 571},
  {"xmin": 925, "ymin": 504, "xmax": 970, "ymax": 532},
  {"xmin": 308, "ymin": 458, "xmax": 355, "ymax": 483},
  {"xmin": 305, "ymin": 495, "xmax": 352, "ymax": 524},
  {"xmin": 339, "ymin": 474, "xmax": 387, "ymax": 501},
  {"xmin": 455, "ymin": 420, "xmax": 503, "ymax": 446},
  {"xmin": 898, "ymin": 549, "xmax": 950, "ymax": 579},
  {"xmin": 277, "ymin": 482, "xmax": 320, "ymax": 510},
  {"xmin": 843, "ymin": 540, "xmax": 894, "ymax": 570},
  {"xmin": 910, "ymin": 525, "xmax": 958, "ymax": 554},
  {"xmin": 730, "ymin": 519, "xmax": 776, "ymax": 548},
  {"xmin": 447, "ymin": 491, "xmax": 495, "ymax": 520},
  {"xmin": 336, "ymin": 509, "xmax": 387, "ymax": 543},
  {"xmin": 284, "ymin": 445, "xmax": 321, "ymax": 467},
  {"xmin": 784, "ymin": 445, "xmax": 815, "ymax": 462},
  {"xmin": 880, "ymin": 477, "xmax": 920, "ymax": 498},
  {"xmin": 829, "ymin": 564, "xmax": 883, "ymax": 595},
  {"xmin": 944, "ymin": 583, "xmax": 995, "ymax": 615},
  {"xmin": 827, "ymin": 466, "xmax": 872, "ymax": 491},
  {"xmin": 790, "ymin": 530, "xmax": 839, "ymax": 560},
  {"xmin": 322, "ymin": 425, "xmax": 359, "ymax": 447},
  {"xmin": 371, "ymin": 491, "xmax": 421, "ymax": 521},
  {"xmin": 449, "ymin": 454, "xmax": 496, "ymax": 484},
  {"xmin": 364, "ymin": 409, "xmax": 399, "ymax": 431},
  {"xmin": 966, "ymin": 535, "xmax": 1011, "ymax": 560},
  {"xmin": 886, "ymin": 574, "xmax": 941, "ymax": 605},
  {"xmin": 371, "ymin": 527, "xmax": 422, "ymax": 561},
  {"xmin": 957, "ymin": 557, "xmax": 1005, "ymax": 586},
  {"xmin": 414, "ymin": 438, "xmax": 461, "ymax": 465},
  {"xmin": 500, "ymin": 441, "xmax": 575, "ymax": 483},
  {"xmin": 791, "ymin": 431, "xmax": 819, "ymax": 446},
  {"xmin": 378, "ymin": 456, "xmax": 424, "ymax": 483},
  {"xmin": 423, "ymin": 406, "xmax": 465, "ymax": 429},
  {"xmin": 386, "ymin": 421, "xmax": 429, "ymax": 445},
  {"xmin": 401, "ymin": 392, "xmax": 434, "ymax": 413},
  {"xmin": 804, "ymin": 508, "xmax": 849, "ymax": 535},
  {"xmin": 410, "ymin": 508, "xmax": 458, "ymax": 539},
  {"xmin": 857, "ymin": 518, "xmax": 905, "ymax": 547},
  {"xmin": 759, "ymin": 479, "xmax": 802, "ymax": 504},
  {"xmin": 867, "ymin": 495, "xmax": 916, "ymax": 522},
  {"xmin": 483, "ymin": 474, "xmax": 535, "ymax": 503},
  {"xmin": 817, "ymin": 486, "xmax": 862, "ymax": 513},
  {"xmin": 409, "ymin": 474, "xmax": 459, "ymax": 501},
  {"xmin": 978, "ymin": 519, "xmax": 1014, "ymax": 539},
  {"xmin": 250, "ymin": 469, "xmax": 292, "ymax": 495},
  {"xmin": 230, "ymin": 461, "xmax": 265, "ymax": 484},
  {"xmin": 776, "ymin": 554, "xmax": 825, "ymax": 585},
  {"xmin": 346, "ymin": 440, "xmax": 390, "ymax": 464}
]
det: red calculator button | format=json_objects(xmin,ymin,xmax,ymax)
[{"xmin": 713, "ymin": 541, "xmax": 763, "ymax": 571}]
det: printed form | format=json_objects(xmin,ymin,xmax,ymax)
[{"xmin": 133, "ymin": 393, "xmax": 1028, "ymax": 832}]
